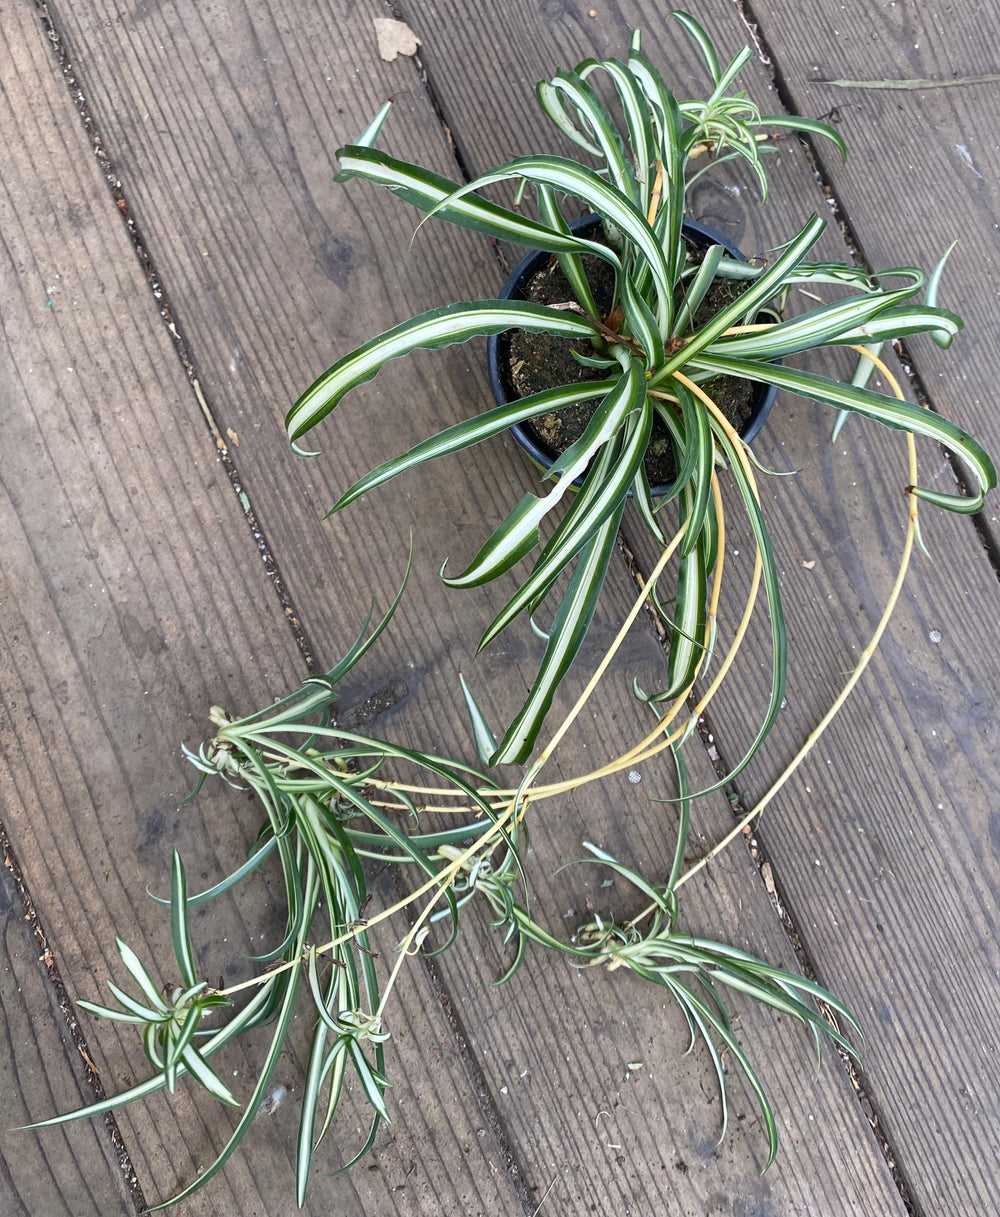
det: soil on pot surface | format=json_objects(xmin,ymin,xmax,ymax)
[{"xmin": 501, "ymin": 226, "xmax": 758, "ymax": 488}]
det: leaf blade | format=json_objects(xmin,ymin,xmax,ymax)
[{"xmin": 286, "ymin": 301, "xmax": 601, "ymax": 443}]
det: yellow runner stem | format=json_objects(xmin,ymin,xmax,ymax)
[
  {"xmin": 677, "ymin": 347, "xmax": 917, "ymax": 889},
  {"xmin": 215, "ymin": 346, "xmax": 920, "ymax": 998}
]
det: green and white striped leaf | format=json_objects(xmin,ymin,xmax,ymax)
[
  {"xmin": 687, "ymin": 938, "xmax": 865, "ymax": 1042},
  {"xmin": 170, "ymin": 850, "xmax": 199, "ymax": 989},
  {"xmin": 664, "ymin": 485, "xmax": 709, "ymax": 698},
  {"xmin": 626, "ymin": 48, "xmax": 688, "ymax": 286},
  {"xmin": 177, "ymin": 1042, "xmax": 239, "ymax": 1107},
  {"xmin": 422, "ymin": 155, "xmax": 674, "ymax": 332},
  {"xmin": 459, "ymin": 674, "xmax": 499, "ymax": 767},
  {"xmin": 676, "ymin": 381, "xmax": 715, "ymax": 557},
  {"xmin": 926, "ymin": 240, "xmax": 958, "ymax": 348},
  {"xmin": 757, "ymin": 113, "xmax": 848, "ymax": 163},
  {"xmin": 536, "ymin": 78, "xmax": 603, "ymax": 157},
  {"xmin": 535, "ymin": 183, "xmax": 602, "ymax": 321},
  {"xmin": 619, "ymin": 274, "xmax": 664, "ymax": 364},
  {"xmin": 653, "ymin": 417, "xmax": 786, "ymax": 791},
  {"xmin": 522, "ymin": 436, "xmax": 634, "ymax": 624},
  {"xmin": 672, "ymin": 10, "xmax": 723, "ymax": 86},
  {"xmin": 672, "ymin": 243, "xmax": 724, "ymax": 337},
  {"xmin": 695, "ymin": 353, "xmax": 997, "ymax": 510},
  {"xmin": 492, "ymin": 505, "xmax": 625, "ymax": 765},
  {"xmin": 334, "ymin": 146, "xmax": 608, "ymax": 257},
  {"xmin": 350, "ymin": 100, "xmax": 393, "ymax": 151},
  {"xmin": 579, "ymin": 842, "xmax": 669, "ymax": 907},
  {"xmin": 329, "ymin": 379, "xmax": 613, "ymax": 513},
  {"xmin": 707, "ymin": 45, "xmax": 754, "ymax": 102},
  {"xmin": 709, "ymin": 298, "xmax": 959, "ymax": 361},
  {"xmin": 579, "ymin": 56, "xmax": 657, "ymax": 208},
  {"xmin": 542, "ymin": 69, "xmax": 638, "ymax": 203},
  {"xmin": 443, "ymin": 358, "xmax": 641, "ymax": 589},
  {"xmin": 74, "ymin": 998, "xmax": 145, "ymax": 1026},
  {"xmin": 286, "ymin": 300, "xmax": 602, "ymax": 442},
  {"xmin": 99, "ymin": 982, "xmax": 158, "ymax": 1022},
  {"xmin": 163, "ymin": 1005, "xmax": 204, "ymax": 1092},
  {"xmin": 148, "ymin": 836, "xmax": 278, "ymax": 909},
  {"xmin": 824, "ymin": 304, "xmax": 962, "ymax": 349},
  {"xmin": 479, "ymin": 385, "xmax": 652, "ymax": 651},
  {"xmin": 116, "ymin": 939, "xmax": 168, "ymax": 1012},
  {"xmin": 297, "ymin": 1013, "xmax": 339, "ymax": 1204}
]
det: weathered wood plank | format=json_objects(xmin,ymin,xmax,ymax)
[
  {"xmin": 1, "ymin": 4, "xmax": 516, "ymax": 1213},
  {"xmin": 0, "ymin": 843, "xmax": 131, "ymax": 1217},
  {"xmin": 746, "ymin": 0, "xmax": 1000, "ymax": 508},
  {"xmin": 34, "ymin": 0, "xmax": 911, "ymax": 1212}
]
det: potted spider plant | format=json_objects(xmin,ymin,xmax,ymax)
[
  {"xmin": 29, "ymin": 16, "xmax": 997, "ymax": 1209},
  {"xmin": 286, "ymin": 10, "xmax": 995, "ymax": 769}
]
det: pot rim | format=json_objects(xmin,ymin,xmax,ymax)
[{"xmin": 487, "ymin": 213, "xmax": 778, "ymax": 495}]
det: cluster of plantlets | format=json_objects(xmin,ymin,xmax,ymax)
[
  {"xmin": 33, "ymin": 556, "xmax": 863, "ymax": 1208},
  {"xmin": 29, "ymin": 351, "xmax": 960, "ymax": 1206},
  {"xmin": 32, "ymin": 11, "xmax": 995, "ymax": 1210}
]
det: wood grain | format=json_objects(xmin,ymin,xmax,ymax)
[
  {"xmin": 0, "ymin": 849, "xmax": 131, "ymax": 1217},
  {"xmin": 23, "ymin": 0, "xmax": 917, "ymax": 1212},
  {"xmin": 1, "ymin": 3, "xmax": 518, "ymax": 1213},
  {"xmin": 746, "ymin": 0, "xmax": 1000, "ymax": 505}
]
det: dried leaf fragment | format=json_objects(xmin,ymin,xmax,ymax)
[
  {"xmin": 801, "ymin": 559, "xmax": 816, "ymax": 570},
  {"xmin": 374, "ymin": 18, "xmax": 421, "ymax": 61}
]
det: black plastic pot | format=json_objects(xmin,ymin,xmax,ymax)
[{"xmin": 486, "ymin": 214, "xmax": 778, "ymax": 495}]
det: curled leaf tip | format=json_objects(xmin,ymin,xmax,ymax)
[{"xmin": 290, "ymin": 440, "xmax": 321, "ymax": 458}]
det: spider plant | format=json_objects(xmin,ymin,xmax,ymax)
[
  {"xmin": 286, "ymin": 11, "xmax": 995, "ymax": 768},
  {"xmin": 27, "ymin": 17, "xmax": 997, "ymax": 1210},
  {"xmin": 32, "ymin": 361, "xmax": 950, "ymax": 1204}
]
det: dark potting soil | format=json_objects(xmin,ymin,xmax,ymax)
[{"xmin": 501, "ymin": 228, "xmax": 757, "ymax": 488}]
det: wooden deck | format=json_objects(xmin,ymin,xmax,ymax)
[{"xmin": 2, "ymin": 0, "xmax": 999, "ymax": 1212}]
